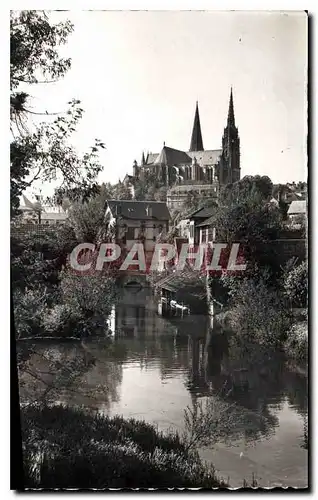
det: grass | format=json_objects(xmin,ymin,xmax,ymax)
[{"xmin": 21, "ymin": 404, "xmax": 227, "ymax": 489}]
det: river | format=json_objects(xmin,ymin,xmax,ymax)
[{"xmin": 18, "ymin": 287, "xmax": 308, "ymax": 488}]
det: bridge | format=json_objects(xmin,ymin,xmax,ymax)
[{"xmin": 119, "ymin": 272, "xmax": 150, "ymax": 289}]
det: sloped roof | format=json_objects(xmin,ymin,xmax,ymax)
[
  {"xmin": 197, "ymin": 214, "xmax": 218, "ymax": 227},
  {"xmin": 288, "ymin": 200, "xmax": 307, "ymax": 215},
  {"xmin": 107, "ymin": 200, "xmax": 170, "ymax": 221},
  {"xmin": 146, "ymin": 148, "xmax": 222, "ymax": 167},
  {"xmin": 155, "ymin": 268, "xmax": 206, "ymax": 293},
  {"xmin": 146, "ymin": 153, "xmax": 158, "ymax": 165},
  {"xmin": 154, "ymin": 146, "xmax": 192, "ymax": 166},
  {"xmin": 187, "ymin": 149, "xmax": 222, "ymax": 166},
  {"xmin": 187, "ymin": 203, "xmax": 218, "ymax": 220}
]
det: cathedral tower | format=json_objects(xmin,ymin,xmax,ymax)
[
  {"xmin": 189, "ymin": 101, "xmax": 204, "ymax": 152},
  {"xmin": 219, "ymin": 88, "xmax": 240, "ymax": 184}
]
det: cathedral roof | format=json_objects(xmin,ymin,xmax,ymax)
[
  {"xmin": 146, "ymin": 148, "xmax": 221, "ymax": 167},
  {"xmin": 154, "ymin": 146, "xmax": 192, "ymax": 166},
  {"xmin": 187, "ymin": 149, "xmax": 222, "ymax": 166},
  {"xmin": 146, "ymin": 153, "xmax": 158, "ymax": 165}
]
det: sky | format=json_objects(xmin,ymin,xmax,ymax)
[{"xmin": 25, "ymin": 10, "xmax": 308, "ymax": 194}]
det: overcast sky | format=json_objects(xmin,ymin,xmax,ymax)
[{"xmin": 27, "ymin": 10, "xmax": 307, "ymax": 194}]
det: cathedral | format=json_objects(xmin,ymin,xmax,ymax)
[{"xmin": 130, "ymin": 88, "xmax": 241, "ymax": 189}]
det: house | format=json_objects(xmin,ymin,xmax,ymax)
[
  {"xmin": 103, "ymin": 200, "xmax": 170, "ymax": 255},
  {"xmin": 185, "ymin": 204, "xmax": 218, "ymax": 246},
  {"xmin": 154, "ymin": 267, "xmax": 207, "ymax": 315},
  {"xmin": 197, "ymin": 215, "xmax": 217, "ymax": 245},
  {"xmin": 19, "ymin": 194, "xmax": 68, "ymax": 225},
  {"xmin": 287, "ymin": 200, "xmax": 307, "ymax": 228}
]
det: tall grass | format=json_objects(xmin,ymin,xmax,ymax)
[{"xmin": 21, "ymin": 405, "xmax": 226, "ymax": 488}]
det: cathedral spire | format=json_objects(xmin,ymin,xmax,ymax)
[
  {"xmin": 189, "ymin": 101, "xmax": 204, "ymax": 152},
  {"xmin": 227, "ymin": 87, "xmax": 235, "ymax": 127},
  {"xmin": 141, "ymin": 151, "xmax": 146, "ymax": 165}
]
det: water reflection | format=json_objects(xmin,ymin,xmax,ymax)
[{"xmin": 18, "ymin": 287, "xmax": 308, "ymax": 486}]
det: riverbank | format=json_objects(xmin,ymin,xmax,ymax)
[
  {"xmin": 17, "ymin": 287, "xmax": 308, "ymax": 488},
  {"xmin": 21, "ymin": 404, "xmax": 226, "ymax": 489}
]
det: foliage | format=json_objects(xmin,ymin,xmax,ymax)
[
  {"xmin": 11, "ymin": 99, "xmax": 105, "ymax": 216},
  {"xmin": 12, "ymin": 232, "xmax": 56, "ymax": 292},
  {"xmin": 10, "ymin": 11, "xmax": 72, "ymax": 90},
  {"xmin": 214, "ymin": 199, "xmax": 282, "ymax": 279},
  {"xmin": 13, "ymin": 287, "xmax": 49, "ymax": 339},
  {"xmin": 13, "ymin": 268, "xmax": 117, "ymax": 339},
  {"xmin": 67, "ymin": 192, "xmax": 107, "ymax": 243},
  {"xmin": 183, "ymin": 395, "xmax": 275, "ymax": 452},
  {"xmin": 11, "ymin": 226, "xmax": 76, "ymax": 292},
  {"xmin": 41, "ymin": 303, "xmax": 82, "ymax": 338},
  {"xmin": 283, "ymin": 261, "xmax": 308, "ymax": 308},
  {"xmin": 220, "ymin": 175, "xmax": 273, "ymax": 206},
  {"xmin": 284, "ymin": 322, "xmax": 308, "ymax": 363},
  {"xmin": 111, "ymin": 180, "xmax": 132, "ymax": 200},
  {"xmin": 59, "ymin": 271, "xmax": 117, "ymax": 335},
  {"xmin": 224, "ymin": 274, "xmax": 291, "ymax": 348},
  {"xmin": 10, "ymin": 11, "xmax": 105, "ymax": 217},
  {"xmin": 21, "ymin": 405, "xmax": 225, "ymax": 488}
]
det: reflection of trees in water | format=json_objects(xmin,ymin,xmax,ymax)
[
  {"xmin": 283, "ymin": 367, "xmax": 308, "ymax": 451},
  {"xmin": 18, "ymin": 341, "xmax": 124, "ymax": 411},
  {"xmin": 196, "ymin": 325, "xmax": 308, "ymax": 447},
  {"xmin": 283, "ymin": 368, "xmax": 308, "ymax": 417}
]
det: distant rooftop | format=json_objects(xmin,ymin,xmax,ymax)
[
  {"xmin": 107, "ymin": 199, "xmax": 170, "ymax": 221},
  {"xmin": 288, "ymin": 200, "xmax": 307, "ymax": 215}
]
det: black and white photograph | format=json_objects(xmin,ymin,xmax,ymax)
[{"xmin": 10, "ymin": 8, "xmax": 308, "ymax": 490}]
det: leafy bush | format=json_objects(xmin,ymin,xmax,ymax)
[
  {"xmin": 21, "ymin": 405, "xmax": 226, "ymax": 488},
  {"xmin": 283, "ymin": 261, "xmax": 308, "ymax": 308},
  {"xmin": 41, "ymin": 303, "xmax": 82, "ymax": 338},
  {"xmin": 284, "ymin": 322, "xmax": 308, "ymax": 362},
  {"xmin": 226, "ymin": 275, "xmax": 291, "ymax": 348},
  {"xmin": 59, "ymin": 271, "xmax": 117, "ymax": 335},
  {"xmin": 13, "ymin": 287, "xmax": 48, "ymax": 339}
]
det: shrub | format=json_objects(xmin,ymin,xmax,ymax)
[
  {"xmin": 283, "ymin": 261, "xmax": 308, "ymax": 308},
  {"xmin": 284, "ymin": 322, "xmax": 308, "ymax": 362},
  {"xmin": 227, "ymin": 275, "xmax": 291, "ymax": 348},
  {"xmin": 13, "ymin": 287, "xmax": 48, "ymax": 339},
  {"xmin": 59, "ymin": 271, "xmax": 117, "ymax": 335},
  {"xmin": 21, "ymin": 405, "xmax": 226, "ymax": 488},
  {"xmin": 41, "ymin": 303, "xmax": 82, "ymax": 338}
]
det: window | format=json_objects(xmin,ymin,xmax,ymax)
[
  {"xmin": 208, "ymin": 228, "xmax": 214, "ymax": 241},
  {"xmin": 126, "ymin": 227, "xmax": 135, "ymax": 240},
  {"xmin": 201, "ymin": 230, "xmax": 206, "ymax": 243},
  {"xmin": 190, "ymin": 224, "xmax": 194, "ymax": 238}
]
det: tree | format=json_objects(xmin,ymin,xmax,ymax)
[
  {"xmin": 10, "ymin": 11, "xmax": 105, "ymax": 217},
  {"xmin": 220, "ymin": 175, "xmax": 273, "ymax": 206},
  {"xmin": 112, "ymin": 181, "xmax": 132, "ymax": 200},
  {"xmin": 214, "ymin": 176, "xmax": 282, "ymax": 278},
  {"xmin": 283, "ymin": 260, "xmax": 308, "ymax": 308},
  {"xmin": 67, "ymin": 193, "xmax": 107, "ymax": 244}
]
